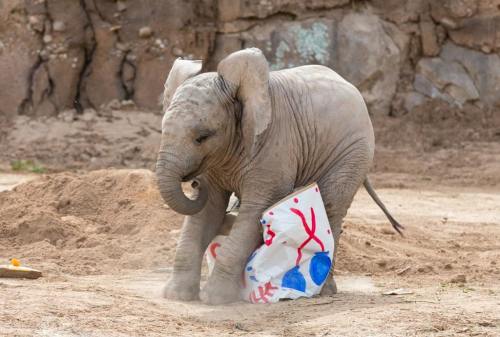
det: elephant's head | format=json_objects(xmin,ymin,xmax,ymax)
[{"xmin": 156, "ymin": 48, "xmax": 272, "ymax": 215}]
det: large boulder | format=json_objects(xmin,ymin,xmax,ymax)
[
  {"xmin": 413, "ymin": 42, "xmax": 500, "ymax": 109},
  {"xmin": 414, "ymin": 57, "xmax": 479, "ymax": 106},
  {"xmin": 371, "ymin": 0, "xmax": 427, "ymax": 24},
  {"xmin": 242, "ymin": 18, "xmax": 337, "ymax": 70},
  {"xmin": 337, "ymin": 13, "xmax": 408, "ymax": 115},
  {"xmin": 240, "ymin": 12, "xmax": 408, "ymax": 115},
  {"xmin": 431, "ymin": 0, "xmax": 500, "ymax": 53},
  {"xmin": 218, "ymin": 0, "xmax": 349, "ymax": 22},
  {"xmin": 441, "ymin": 42, "xmax": 500, "ymax": 108}
]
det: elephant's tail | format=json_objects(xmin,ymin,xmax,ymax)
[{"xmin": 363, "ymin": 178, "xmax": 405, "ymax": 236}]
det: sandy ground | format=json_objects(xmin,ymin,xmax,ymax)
[
  {"xmin": 0, "ymin": 106, "xmax": 499, "ymax": 336},
  {"xmin": 1, "ymin": 171, "xmax": 499, "ymax": 337},
  {"xmin": 1, "ymin": 107, "xmax": 499, "ymax": 188}
]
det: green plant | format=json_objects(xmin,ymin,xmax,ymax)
[{"xmin": 10, "ymin": 160, "xmax": 46, "ymax": 174}]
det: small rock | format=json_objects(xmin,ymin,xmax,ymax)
[
  {"xmin": 417, "ymin": 265, "xmax": 434, "ymax": 273},
  {"xmin": 81, "ymin": 109, "xmax": 97, "ymax": 121},
  {"xmin": 0, "ymin": 41, "xmax": 4, "ymax": 55},
  {"xmin": 382, "ymin": 288, "xmax": 413, "ymax": 296},
  {"xmin": 110, "ymin": 25, "xmax": 121, "ymax": 32},
  {"xmin": 39, "ymin": 49, "xmax": 49, "ymax": 60},
  {"xmin": 377, "ymin": 260, "xmax": 387, "ymax": 268},
  {"xmin": 172, "ymin": 46, "xmax": 183, "ymax": 56},
  {"xmin": 116, "ymin": 0, "xmax": 127, "ymax": 12},
  {"xmin": 116, "ymin": 42, "xmax": 130, "ymax": 51},
  {"xmin": 478, "ymin": 321, "xmax": 495, "ymax": 327},
  {"xmin": 59, "ymin": 110, "xmax": 76, "ymax": 123},
  {"xmin": 396, "ymin": 266, "xmax": 411, "ymax": 275},
  {"xmin": 481, "ymin": 45, "xmax": 492, "ymax": 54},
  {"xmin": 125, "ymin": 54, "xmax": 136, "ymax": 63},
  {"xmin": 54, "ymin": 45, "xmax": 67, "ymax": 54},
  {"xmin": 419, "ymin": 14, "xmax": 440, "ymax": 56},
  {"xmin": 28, "ymin": 15, "xmax": 44, "ymax": 32},
  {"xmin": 28, "ymin": 15, "xmax": 40, "ymax": 26},
  {"xmin": 443, "ymin": 263, "xmax": 453, "ymax": 270},
  {"xmin": 234, "ymin": 322, "xmax": 250, "ymax": 332},
  {"xmin": 380, "ymin": 227, "xmax": 396, "ymax": 235},
  {"xmin": 448, "ymin": 0, "xmax": 478, "ymax": 18},
  {"xmin": 107, "ymin": 99, "xmax": 122, "ymax": 110},
  {"xmin": 154, "ymin": 38, "xmax": 165, "ymax": 48},
  {"xmin": 365, "ymin": 241, "xmax": 371, "ymax": 246},
  {"xmin": 52, "ymin": 21, "xmax": 66, "ymax": 32},
  {"xmin": 440, "ymin": 17, "xmax": 458, "ymax": 29},
  {"xmin": 138, "ymin": 26, "xmax": 153, "ymax": 38},
  {"xmin": 43, "ymin": 35, "xmax": 53, "ymax": 44},
  {"xmin": 120, "ymin": 100, "xmax": 135, "ymax": 108},
  {"xmin": 450, "ymin": 274, "xmax": 466, "ymax": 284}
]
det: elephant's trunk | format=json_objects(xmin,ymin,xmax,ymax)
[{"xmin": 156, "ymin": 152, "xmax": 208, "ymax": 215}]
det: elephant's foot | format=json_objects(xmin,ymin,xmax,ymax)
[
  {"xmin": 320, "ymin": 276, "xmax": 338, "ymax": 296},
  {"xmin": 163, "ymin": 274, "xmax": 200, "ymax": 301},
  {"xmin": 200, "ymin": 273, "xmax": 240, "ymax": 305}
]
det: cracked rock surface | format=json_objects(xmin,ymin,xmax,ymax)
[
  {"xmin": 1, "ymin": 0, "xmax": 500, "ymax": 117},
  {"xmin": 0, "ymin": 0, "xmax": 215, "ymax": 117}
]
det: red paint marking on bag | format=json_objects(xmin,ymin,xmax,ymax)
[
  {"xmin": 248, "ymin": 282, "xmax": 278, "ymax": 303},
  {"xmin": 209, "ymin": 242, "xmax": 221, "ymax": 258},
  {"xmin": 290, "ymin": 207, "xmax": 325, "ymax": 265}
]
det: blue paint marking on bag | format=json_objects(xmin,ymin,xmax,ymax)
[
  {"xmin": 282, "ymin": 266, "xmax": 306, "ymax": 292},
  {"xmin": 247, "ymin": 250, "xmax": 257, "ymax": 263},
  {"xmin": 309, "ymin": 251, "xmax": 332, "ymax": 285}
]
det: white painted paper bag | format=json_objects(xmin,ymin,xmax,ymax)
[{"xmin": 206, "ymin": 183, "xmax": 334, "ymax": 303}]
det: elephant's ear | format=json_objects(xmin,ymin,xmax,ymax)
[
  {"xmin": 217, "ymin": 48, "xmax": 272, "ymax": 155},
  {"xmin": 162, "ymin": 58, "xmax": 202, "ymax": 109}
]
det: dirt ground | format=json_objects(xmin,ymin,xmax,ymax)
[
  {"xmin": 0, "ymin": 106, "xmax": 499, "ymax": 336},
  {"xmin": 1, "ymin": 103, "xmax": 499, "ymax": 188},
  {"xmin": 0, "ymin": 168, "xmax": 499, "ymax": 336}
]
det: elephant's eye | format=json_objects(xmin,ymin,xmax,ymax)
[{"xmin": 195, "ymin": 131, "xmax": 215, "ymax": 145}]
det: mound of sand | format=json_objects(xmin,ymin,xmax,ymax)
[
  {"xmin": 1, "ymin": 169, "xmax": 498, "ymax": 284},
  {"xmin": 0, "ymin": 169, "xmax": 182, "ymax": 275}
]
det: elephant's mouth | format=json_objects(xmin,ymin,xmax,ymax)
[
  {"xmin": 181, "ymin": 157, "xmax": 207, "ymax": 182},
  {"xmin": 181, "ymin": 166, "xmax": 202, "ymax": 182}
]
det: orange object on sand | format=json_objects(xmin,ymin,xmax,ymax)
[{"xmin": 0, "ymin": 259, "xmax": 42, "ymax": 279}]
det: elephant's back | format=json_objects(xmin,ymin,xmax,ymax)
[
  {"xmin": 271, "ymin": 65, "xmax": 358, "ymax": 97},
  {"xmin": 270, "ymin": 65, "xmax": 373, "ymax": 140},
  {"xmin": 270, "ymin": 65, "xmax": 367, "ymax": 117}
]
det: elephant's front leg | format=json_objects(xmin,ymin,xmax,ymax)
[
  {"xmin": 199, "ymin": 203, "xmax": 264, "ymax": 304},
  {"xmin": 164, "ymin": 184, "xmax": 229, "ymax": 301}
]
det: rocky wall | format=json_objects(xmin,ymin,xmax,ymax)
[
  {"xmin": 0, "ymin": 0, "xmax": 499, "ymax": 118},
  {"xmin": 0, "ymin": 0, "xmax": 215, "ymax": 117}
]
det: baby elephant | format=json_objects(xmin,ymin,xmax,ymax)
[{"xmin": 156, "ymin": 48, "xmax": 403, "ymax": 304}]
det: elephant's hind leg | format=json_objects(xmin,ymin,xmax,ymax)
[{"xmin": 317, "ymin": 143, "xmax": 372, "ymax": 296}]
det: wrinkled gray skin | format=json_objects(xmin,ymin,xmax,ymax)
[{"xmin": 157, "ymin": 48, "xmax": 378, "ymax": 305}]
